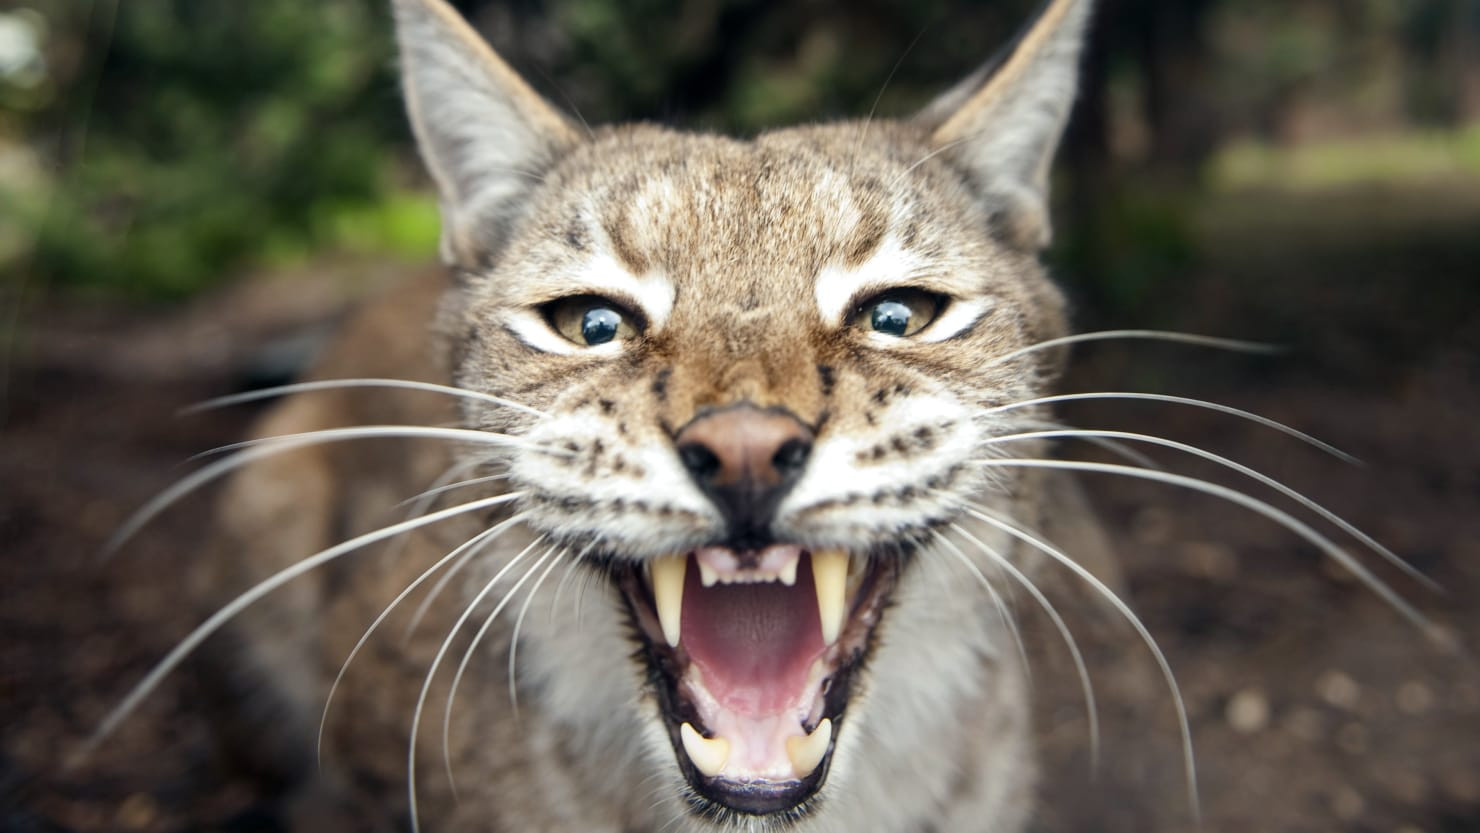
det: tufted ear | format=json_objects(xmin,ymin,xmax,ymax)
[
  {"xmin": 916, "ymin": 0, "xmax": 1094, "ymax": 252},
  {"xmin": 391, "ymin": 0, "xmax": 582, "ymax": 268}
]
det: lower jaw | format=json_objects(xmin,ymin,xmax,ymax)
[
  {"xmin": 684, "ymin": 763, "xmax": 833, "ymax": 816},
  {"xmin": 658, "ymin": 653, "xmax": 858, "ymax": 816}
]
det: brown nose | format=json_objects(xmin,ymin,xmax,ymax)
[{"xmin": 675, "ymin": 404, "xmax": 814, "ymax": 548}]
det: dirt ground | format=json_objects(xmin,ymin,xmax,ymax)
[{"xmin": 2, "ymin": 184, "xmax": 1478, "ymax": 832}]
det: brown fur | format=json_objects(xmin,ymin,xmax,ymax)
[{"xmin": 203, "ymin": 1, "xmax": 1103, "ymax": 830}]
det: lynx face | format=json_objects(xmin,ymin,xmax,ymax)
[
  {"xmin": 448, "ymin": 124, "xmax": 1066, "ymax": 812},
  {"xmin": 391, "ymin": 0, "xmax": 1090, "ymax": 820}
]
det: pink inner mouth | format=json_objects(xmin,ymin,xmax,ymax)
[
  {"xmin": 673, "ymin": 549, "xmax": 831, "ymax": 779},
  {"xmin": 680, "ymin": 553, "xmax": 825, "ymax": 717}
]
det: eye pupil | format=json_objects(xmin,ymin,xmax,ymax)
[
  {"xmin": 581, "ymin": 307, "xmax": 622, "ymax": 345},
  {"xmin": 870, "ymin": 300, "xmax": 912, "ymax": 336}
]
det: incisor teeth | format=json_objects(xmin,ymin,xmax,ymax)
[
  {"xmin": 698, "ymin": 561, "xmax": 720, "ymax": 588},
  {"xmin": 651, "ymin": 555, "xmax": 686, "ymax": 647},
  {"xmin": 779, "ymin": 556, "xmax": 799, "ymax": 586},
  {"xmin": 785, "ymin": 718, "xmax": 832, "ymax": 777},
  {"xmin": 812, "ymin": 549, "xmax": 849, "ymax": 645},
  {"xmin": 680, "ymin": 722, "xmax": 729, "ymax": 778}
]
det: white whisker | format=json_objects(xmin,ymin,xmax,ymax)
[
  {"xmin": 316, "ymin": 511, "xmax": 528, "ymax": 768},
  {"xmin": 402, "ymin": 517, "xmax": 519, "ymax": 642},
  {"xmin": 548, "ymin": 555, "xmax": 586, "ymax": 626},
  {"xmin": 440, "ymin": 543, "xmax": 560, "ymax": 793},
  {"xmin": 656, "ymin": 804, "xmax": 688, "ymax": 833},
  {"xmin": 852, "ymin": 24, "xmax": 929, "ymax": 163},
  {"xmin": 971, "ymin": 458, "xmax": 1429, "ymax": 628},
  {"xmin": 409, "ymin": 535, "xmax": 546, "ymax": 829},
  {"xmin": 381, "ymin": 458, "xmax": 488, "ymax": 567},
  {"xmin": 547, "ymin": 541, "xmax": 600, "ymax": 627},
  {"xmin": 997, "ymin": 415, "xmax": 1164, "ymax": 470},
  {"xmin": 986, "ymin": 329, "xmax": 1278, "ymax": 370},
  {"xmin": 104, "ymin": 425, "xmax": 555, "ymax": 558},
  {"xmin": 887, "ymin": 132, "xmax": 973, "ymax": 191},
  {"xmin": 964, "ymin": 504, "xmax": 1199, "ymax": 821},
  {"xmin": 507, "ymin": 547, "xmax": 569, "ymax": 715},
  {"xmin": 192, "ymin": 424, "xmax": 557, "ymax": 461},
  {"xmin": 926, "ymin": 529, "xmax": 1031, "ymax": 684},
  {"xmin": 396, "ymin": 470, "xmax": 511, "ymax": 509},
  {"xmin": 574, "ymin": 563, "xmax": 608, "ymax": 634},
  {"xmin": 1059, "ymin": 434, "xmax": 1163, "ymax": 471},
  {"xmin": 182, "ymin": 377, "xmax": 548, "ymax": 418},
  {"xmin": 80, "ymin": 492, "xmax": 522, "ymax": 765},
  {"xmin": 984, "ymin": 392, "xmax": 1358, "ymax": 464},
  {"xmin": 937, "ymin": 524, "xmax": 1099, "ymax": 770},
  {"xmin": 983, "ymin": 429, "xmax": 1435, "ymax": 591}
]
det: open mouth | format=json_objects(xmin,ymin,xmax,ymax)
[{"xmin": 615, "ymin": 545, "xmax": 900, "ymax": 816}]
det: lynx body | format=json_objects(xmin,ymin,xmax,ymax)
[{"xmin": 209, "ymin": 1, "xmax": 1101, "ymax": 830}]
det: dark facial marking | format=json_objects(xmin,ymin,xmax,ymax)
[
  {"xmin": 817, "ymin": 364, "xmax": 836, "ymax": 397},
  {"xmin": 565, "ymin": 219, "xmax": 588, "ymax": 251}
]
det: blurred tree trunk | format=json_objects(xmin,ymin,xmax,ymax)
[
  {"xmin": 1064, "ymin": 0, "xmax": 1219, "ymax": 178},
  {"xmin": 1440, "ymin": 0, "xmax": 1479, "ymax": 123},
  {"xmin": 1129, "ymin": 0, "xmax": 1217, "ymax": 175}
]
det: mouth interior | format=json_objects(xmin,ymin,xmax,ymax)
[
  {"xmin": 681, "ymin": 556, "xmax": 824, "ymax": 717},
  {"xmin": 618, "ymin": 545, "xmax": 896, "ymax": 815}
]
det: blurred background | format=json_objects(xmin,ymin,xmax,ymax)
[{"xmin": 1, "ymin": 1, "xmax": 1477, "ymax": 831}]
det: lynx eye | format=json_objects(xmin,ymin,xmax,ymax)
[
  {"xmin": 851, "ymin": 289, "xmax": 945, "ymax": 338},
  {"xmin": 545, "ymin": 295, "xmax": 640, "ymax": 346}
]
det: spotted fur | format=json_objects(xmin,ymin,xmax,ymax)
[{"xmin": 204, "ymin": 1, "xmax": 1101, "ymax": 831}]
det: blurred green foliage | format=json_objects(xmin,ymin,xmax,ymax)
[
  {"xmin": 1210, "ymin": 125, "xmax": 1480, "ymax": 190},
  {"xmin": 2, "ymin": 0, "xmax": 1050, "ymax": 299},
  {"xmin": 485, "ymin": 0, "xmax": 1043, "ymax": 131},
  {"xmin": 0, "ymin": 0, "xmax": 1475, "ymax": 302},
  {"xmin": 2, "ymin": 0, "xmax": 408, "ymax": 298}
]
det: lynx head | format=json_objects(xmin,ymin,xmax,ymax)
[{"xmin": 393, "ymin": 0, "xmax": 1091, "ymax": 824}]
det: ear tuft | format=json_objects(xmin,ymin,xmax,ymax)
[
  {"xmin": 392, "ymin": 0, "xmax": 582, "ymax": 267},
  {"xmin": 918, "ymin": 0, "xmax": 1094, "ymax": 251}
]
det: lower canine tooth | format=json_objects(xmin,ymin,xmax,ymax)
[
  {"xmin": 779, "ymin": 555, "xmax": 799, "ymax": 586},
  {"xmin": 786, "ymin": 718, "xmax": 832, "ymax": 777},
  {"xmin": 680, "ymin": 722, "xmax": 729, "ymax": 778},
  {"xmin": 698, "ymin": 561, "xmax": 719, "ymax": 587},
  {"xmin": 812, "ymin": 550, "xmax": 848, "ymax": 645},
  {"xmin": 651, "ymin": 555, "xmax": 686, "ymax": 647}
]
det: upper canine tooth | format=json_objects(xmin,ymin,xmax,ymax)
[
  {"xmin": 680, "ymin": 722, "xmax": 729, "ymax": 778},
  {"xmin": 812, "ymin": 549, "xmax": 848, "ymax": 645},
  {"xmin": 651, "ymin": 555, "xmax": 686, "ymax": 647},
  {"xmin": 785, "ymin": 718, "xmax": 832, "ymax": 777}
]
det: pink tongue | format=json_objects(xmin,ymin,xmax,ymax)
[{"xmin": 680, "ymin": 555, "xmax": 825, "ymax": 716}]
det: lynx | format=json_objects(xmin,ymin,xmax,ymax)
[{"xmin": 95, "ymin": 0, "xmax": 1426, "ymax": 830}]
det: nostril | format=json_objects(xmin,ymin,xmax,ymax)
[
  {"xmin": 673, "ymin": 405, "xmax": 813, "ymax": 545},
  {"xmin": 679, "ymin": 443, "xmax": 722, "ymax": 482},
  {"xmin": 772, "ymin": 438, "xmax": 811, "ymax": 475}
]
